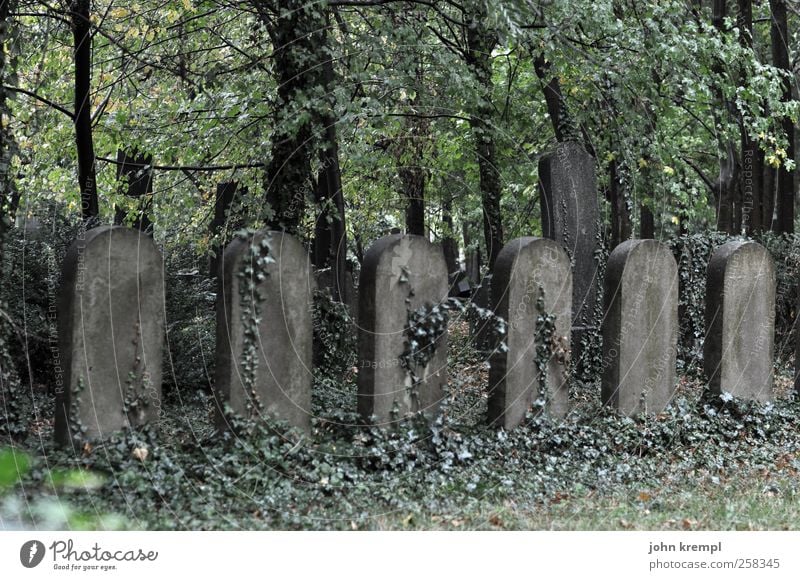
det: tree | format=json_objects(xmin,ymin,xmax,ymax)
[
  {"xmin": 70, "ymin": 0, "xmax": 98, "ymax": 223},
  {"xmin": 770, "ymin": 0, "xmax": 794, "ymax": 233}
]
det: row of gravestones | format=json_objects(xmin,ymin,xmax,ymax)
[{"xmin": 53, "ymin": 225, "xmax": 777, "ymax": 446}]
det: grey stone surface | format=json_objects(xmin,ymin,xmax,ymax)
[
  {"xmin": 357, "ymin": 234, "xmax": 448, "ymax": 426},
  {"xmin": 705, "ymin": 240, "xmax": 775, "ymax": 401},
  {"xmin": 601, "ymin": 239, "xmax": 678, "ymax": 415},
  {"xmin": 470, "ymin": 273, "xmax": 493, "ymax": 354},
  {"xmin": 215, "ymin": 231, "xmax": 313, "ymax": 433},
  {"xmin": 538, "ymin": 142, "xmax": 600, "ymax": 366},
  {"xmin": 55, "ymin": 226, "xmax": 164, "ymax": 446},
  {"xmin": 488, "ymin": 237, "xmax": 572, "ymax": 429}
]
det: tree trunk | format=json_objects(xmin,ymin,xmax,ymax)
[
  {"xmin": 71, "ymin": 0, "xmax": 98, "ymax": 223},
  {"xmin": 441, "ymin": 192, "xmax": 459, "ymax": 274},
  {"xmin": 312, "ymin": 18, "xmax": 348, "ymax": 303},
  {"xmin": 770, "ymin": 0, "xmax": 794, "ymax": 233},
  {"xmin": 609, "ymin": 157, "xmax": 632, "ymax": 248},
  {"xmin": 708, "ymin": 0, "xmax": 738, "ymax": 234},
  {"xmin": 713, "ymin": 144, "xmax": 738, "ymax": 234},
  {"xmin": 256, "ymin": 1, "xmax": 324, "ymax": 234},
  {"xmin": 395, "ymin": 112, "xmax": 427, "ymax": 236},
  {"xmin": 315, "ymin": 122, "xmax": 348, "ymax": 301},
  {"xmin": 0, "ymin": 0, "xmax": 14, "ymax": 239},
  {"xmin": 738, "ymin": 0, "xmax": 764, "ymax": 235},
  {"xmin": 764, "ymin": 163, "xmax": 777, "ymax": 230},
  {"xmin": 640, "ymin": 204, "xmax": 655, "ymax": 239},
  {"xmin": 533, "ymin": 54, "xmax": 577, "ymax": 143},
  {"xmin": 209, "ymin": 181, "xmax": 244, "ymax": 278},
  {"xmin": 114, "ymin": 149, "xmax": 153, "ymax": 233},
  {"xmin": 462, "ymin": 221, "xmax": 481, "ymax": 284},
  {"xmin": 465, "ymin": 7, "xmax": 503, "ymax": 269}
]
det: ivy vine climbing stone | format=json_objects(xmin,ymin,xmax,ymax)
[
  {"xmin": 215, "ymin": 230, "xmax": 313, "ymax": 433},
  {"xmin": 602, "ymin": 239, "xmax": 678, "ymax": 415},
  {"xmin": 55, "ymin": 226, "xmax": 164, "ymax": 447},
  {"xmin": 705, "ymin": 240, "xmax": 775, "ymax": 402},
  {"xmin": 357, "ymin": 234, "xmax": 448, "ymax": 426},
  {"xmin": 488, "ymin": 237, "xmax": 572, "ymax": 430}
]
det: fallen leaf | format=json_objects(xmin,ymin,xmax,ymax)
[{"xmin": 132, "ymin": 447, "xmax": 149, "ymax": 461}]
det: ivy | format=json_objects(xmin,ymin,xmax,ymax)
[
  {"xmin": 234, "ymin": 230, "xmax": 274, "ymax": 420},
  {"xmin": 401, "ymin": 297, "xmax": 508, "ymax": 415},
  {"xmin": 533, "ymin": 287, "xmax": 557, "ymax": 409}
]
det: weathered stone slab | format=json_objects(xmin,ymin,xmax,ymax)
[
  {"xmin": 215, "ymin": 231, "xmax": 313, "ymax": 432},
  {"xmin": 470, "ymin": 273, "xmax": 493, "ymax": 354},
  {"xmin": 705, "ymin": 240, "xmax": 775, "ymax": 401},
  {"xmin": 601, "ymin": 239, "xmax": 678, "ymax": 415},
  {"xmin": 55, "ymin": 226, "xmax": 164, "ymax": 446},
  {"xmin": 538, "ymin": 142, "xmax": 600, "ymax": 368},
  {"xmin": 488, "ymin": 237, "xmax": 572, "ymax": 429},
  {"xmin": 357, "ymin": 234, "xmax": 448, "ymax": 426}
]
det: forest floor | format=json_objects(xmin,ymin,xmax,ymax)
[{"xmin": 2, "ymin": 320, "xmax": 800, "ymax": 530}]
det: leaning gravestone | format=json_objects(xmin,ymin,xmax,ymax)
[
  {"xmin": 55, "ymin": 226, "xmax": 164, "ymax": 446},
  {"xmin": 538, "ymin": 142, "xmax": 599, "ymax": 371},
  {"xmin": 705, "ymin": 240, "xmax": 775, "ymax": 401},
  {"xmin": 215, "ymin": 231, "xmax": 313, "ymax": 433},
  {"xmin": 488, "ymin": 238, "xmax": 572, "ymax": 429},
  {"xmin": 601, "ymin": 240, "xmax": 678, "ymax": 415},
  {"xmin": 357, "ymin": 234, "xmax": 448, "ymax": 426}
]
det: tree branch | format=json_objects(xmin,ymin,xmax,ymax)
[
  {"xmin": 96, "ymin": 156, "xmax": 264, "ymax": 172},
  {"xmin": 4, "ymin": 86, "xmax": 74, "ymax": 119}
]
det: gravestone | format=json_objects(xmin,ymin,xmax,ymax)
[
  {"xmin": 488, "ymin": 237, "xmax": 572, "ymax": 429},
  {"xmin": 601, "ymin": 239, "xmax": 678, "ymax": 415},
  {"xmin": 538, "ymin": 142, "xmax": 599, "ymax": 370},
  {"xmin": 55, "ymin": 226, "xmax": 164, "ymax": 446},
  {"xmin": 448, "ymin": 270, "xmax": 471, "ymax": 299},
  {"xmin": 705, "ymin": 240, "xmax": 775, "ymax": 401},
  {"xmin": 465, "ymin": 249, "xmax": 481, "ymax": 286},
  {"xmin": 357, "ymin": 234, "xmax": 448, "ymax": 426},
  {"xmin": 215, "ymin": 231, "xmax": 313, "ymax": 433},
  {"xmin": 470, "ymin": 273, "xmax": 493, "ymax": 354}
]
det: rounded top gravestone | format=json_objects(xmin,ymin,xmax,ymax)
[
  {"xmin": 602, "ymin": 239, "xmax": 678, "ymax": 416},
  {"xmin": 357, "ymin": 234, "xmax": 449, "ymax": 426},
  {"xmin": 705, "ymin": 240, "xmax": 775, "ymax": 402},
  {"xmin": 488, "ymin": 237, "xmax": 572, "ymax": 429},
  {"xmin": 55, "ymin": 225, "xmax": 164, "ymax": 446},
  {"xmin": 215, "ymin": 230, "xmax": 313, "ymax": 434}
]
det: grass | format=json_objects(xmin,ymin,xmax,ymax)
[{"xmin": 367, "ymin": 470, "xmax": 800, "ymax": 530}]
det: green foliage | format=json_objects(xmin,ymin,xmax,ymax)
[
  {"xmin": 235, "ymin": 231, "xmax": 274, "ymax": 417},
  {"xmin": 0, "ymin": 447, "xmax": 29, "ymax": 488},
  {"xmin": 162, "ymin": 245, "xmax": 216, "ymax": 392},
  {"xmin": 5, "ymin": 373, "xmax": 800, "ymax": 530},
  {"xmin": 670, "ymin": 231, "xmax": 800, "ymax": 371},
  {"xmin": 311, "ymin": 288, "xmax": 358, "ymax": 418},
  {"xmin": 669, "ymin": 232, "xmax": 735, "ymax": 372}
]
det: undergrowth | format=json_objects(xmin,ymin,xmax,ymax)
[{"xmin": 2, "ymin": 316, "xmax": 800, "ymax": 531}]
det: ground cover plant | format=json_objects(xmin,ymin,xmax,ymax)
[
  {"xmin": 2, "ymin": 0, "xmax": 800, "ymax": 532},
  {"xmin": 3, "ymin": 300, "xmax": 800, "ymax": 531}
]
